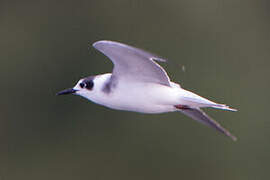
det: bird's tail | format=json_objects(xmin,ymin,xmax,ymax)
[{"xmin": 211, "ymin": 104, "xmax": 237, "ymax": 112}]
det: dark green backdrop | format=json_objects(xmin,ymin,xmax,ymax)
[{"xmin": 2, "ymin": 0, "xmax": 269, "ymax": 179}]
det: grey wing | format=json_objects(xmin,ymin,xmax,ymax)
[
  {"xmin": 179, "ymin": 108, "xmax": 237, "ymax": 141},
  {"xmin": 93, "ymin": 40, "xmax": 171, "ymax": 86}
]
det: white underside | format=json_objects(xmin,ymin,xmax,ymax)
[{"xmin": 76, "ymin": 74, "xmax": 230, "ymax": 114}]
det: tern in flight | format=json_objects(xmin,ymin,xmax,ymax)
[{"xmin": 57, "ymin": 40, "xmax": 237, "ymax": 141}]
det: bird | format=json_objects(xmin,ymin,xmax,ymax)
[{"xmin": 57, "ymin": 40, "xmax": 237, "ymax": 141}]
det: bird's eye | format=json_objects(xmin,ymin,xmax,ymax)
[
  {"xmin": 85, "ymin": 81, "xmax": 94, "ymax": 90},
  {"xmin": 79, "ymin": 83, "xmax": 85, "ymax": 88}
]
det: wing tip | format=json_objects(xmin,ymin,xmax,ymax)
[
  {"xmin": 179, "ymin": 108, "xmax": 237, "ymax": 141},
  {"xmin": 93, "ymin": 40, "xmax": 112, "ymax": 48},
  {"xmin": 93, "ymin": 40, "xmax": 168, "ymax": 63},
  {"xmin": 93, "ymin": 40, "xmax": 132, "ymax": 52},
  {"xmin": 225, "ymin": 131, "xmax": 237, "ymax": 141},
  {"xmin": 150, "ymin": 57, "xmax": 167, "ymax": 62},
  {"xmin": 231, "ymin": 135, "xmax": 237, "ymax": 141}
]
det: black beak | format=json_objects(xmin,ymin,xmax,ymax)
[{"xmin": 56, "ymin": 88, "xmax": 77, "ymax": 95}]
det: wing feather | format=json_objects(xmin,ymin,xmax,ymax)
[
  {"xmin": 179, "ymin": 108, "xmax": 237, "ymax": 141},
  {"xmin": 93, "ymin": 40, "xmax": 171, "ymax": 86}
]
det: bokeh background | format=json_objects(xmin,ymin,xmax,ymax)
[{"xmin": 2, "ymin": 0, "xmax": 270, "ymax": 179}]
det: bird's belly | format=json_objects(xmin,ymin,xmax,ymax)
[
  {"xmin": 99, "ymin": 83, "xmax": 179, "ymax": 113},
  {"xmin": 104, "ymin": 100, "xmax": 175, "ymax": 114}
]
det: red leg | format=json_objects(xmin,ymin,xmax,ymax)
[{"xmin": 174, "ymin": 104, "xmax": 191, "ymax": 110}]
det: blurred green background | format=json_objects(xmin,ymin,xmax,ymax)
[{"xmin": 2, "ymin": 0, "xmax": 270, "ymax": 179}]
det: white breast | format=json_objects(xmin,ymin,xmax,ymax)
[{"xmin": 98, "ymin": 80, "xmax": 181, "ymax": 113}]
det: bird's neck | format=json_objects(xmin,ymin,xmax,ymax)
[{"xmin": 94, "ymin": 73, "xmax": 113, "ymax": 93}]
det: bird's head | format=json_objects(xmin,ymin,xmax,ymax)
[
  {"xmin": 57, "ymin": 74, "xmax": 111, "ymax": 101},
  {"xmin": 57, "ymin": 76, "xmax": 96, "ymax": 98}
]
